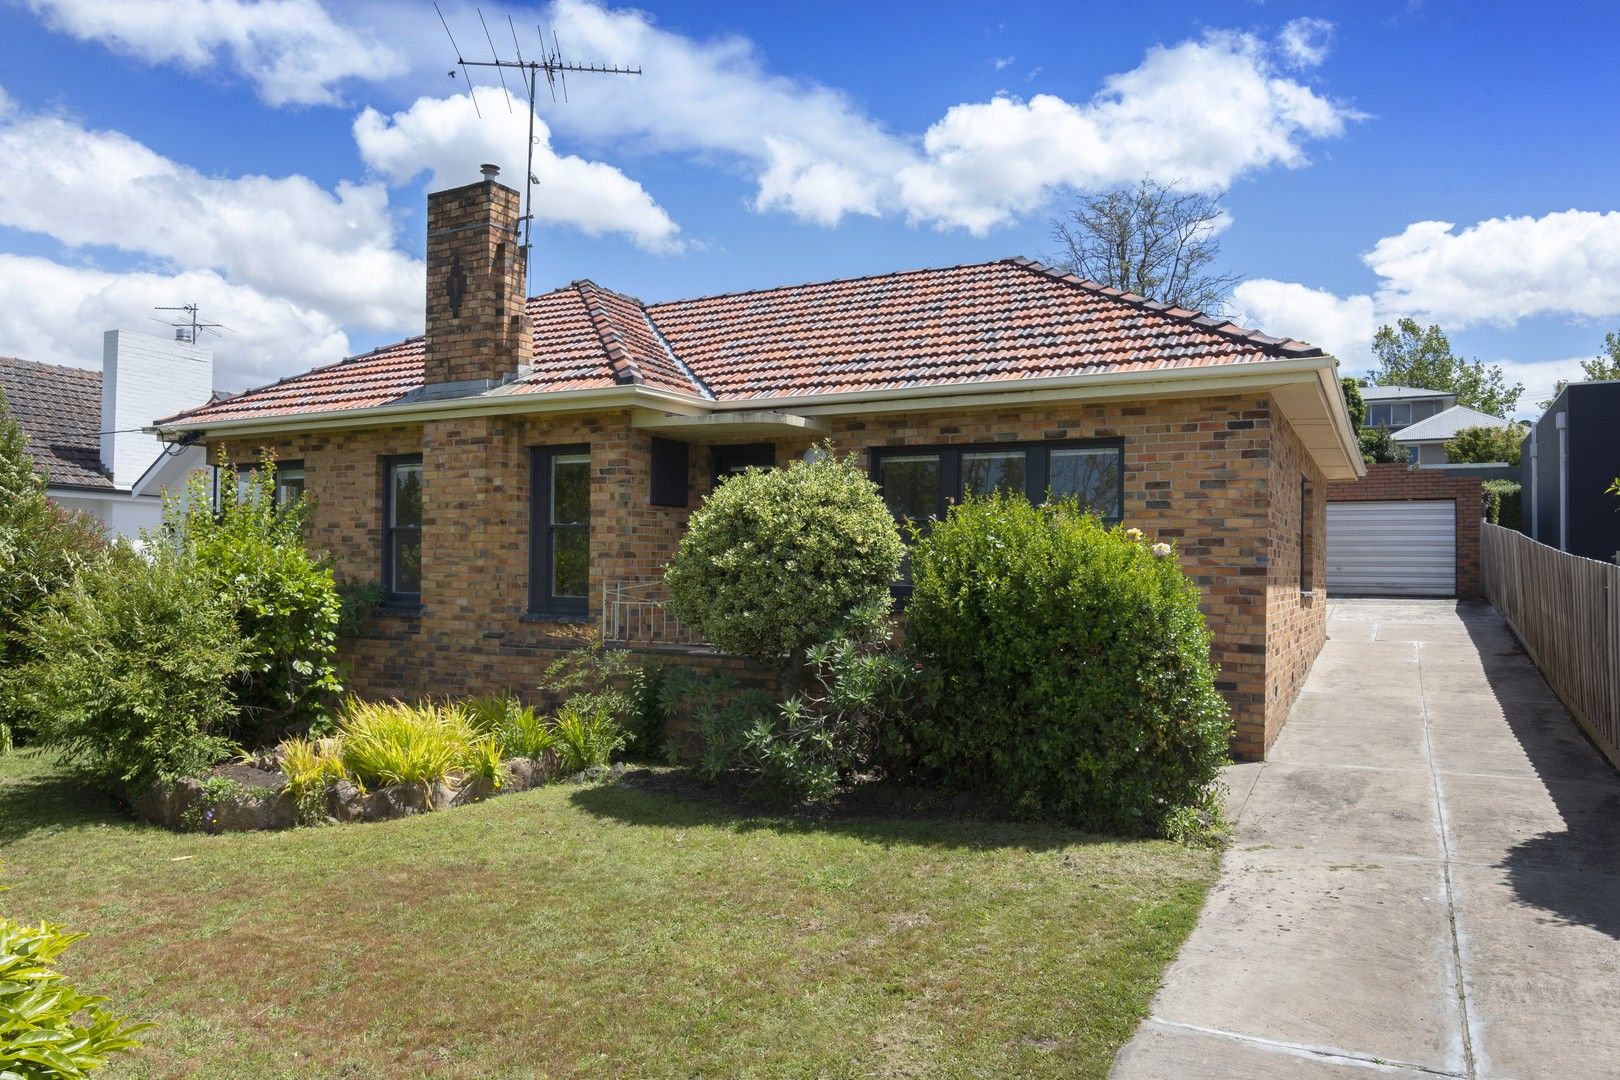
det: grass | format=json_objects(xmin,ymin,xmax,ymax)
[{"xmin": 0, "ymin": 751, "xmax": 1218, "ymax": 1079}]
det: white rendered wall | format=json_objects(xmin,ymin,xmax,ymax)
[{"xmin": 100, "ymin": 330, "xmax": 212, "ymax": 489}]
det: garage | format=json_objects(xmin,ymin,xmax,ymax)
[{"xmin": 1326, "ymin": 499, "xmax": 1457, "ymax": 597}]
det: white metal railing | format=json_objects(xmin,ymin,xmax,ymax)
[{"xmin": 601, "ymin": 579, "xmax": 705, "ymax": 647}]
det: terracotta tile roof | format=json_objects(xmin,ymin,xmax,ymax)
[
  {"xmin": 0, "ymin": 355, "xmax": 113, "ymax": 489},
  {"xmin": 167, "ymin": 258, "xmax": 1322, "ymax": 426}
]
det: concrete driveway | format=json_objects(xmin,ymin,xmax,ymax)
[{"xmin": 1113, "ymin": 598, "xmax": 1620, "ymax": 1079}]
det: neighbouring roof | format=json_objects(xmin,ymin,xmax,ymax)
[
  {"xmin": 166, "ymin": 258, "xmax": 1325, "ymax": 427},
  {"xmin": 0, "ymin": 355, "xmax": 113, "ymax": 490},
  {"xmin": 1361, "ymin": 384, "xmax": 1456, "ymax": 402},
  {"xmin": 1393, "ymin": 404, "xmax": 1515, "ymax": 443}
]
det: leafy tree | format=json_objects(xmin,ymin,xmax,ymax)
[
  {"xmin": 0, "ymin": 388, "xmax": 105, "ymax": 749},
  {"xmin": 1542, "ymin": 330, "xmax": 1620, "ymax": 408},
  {"xmin": 171, "ymin": 454, "xmax": 342, "ymax": 745},
  {"xmin": 1340, "ymin": 377, "xmax": 1367, "ymax": 430},
  {"xmin": 1446, "ymin": 424, "xmax": 1527, "ymax": 466},
  {"xmin": 1358, "ymin": 425, "xmax": 1407, "ymax": 465},
  {"xmin": 1045, "ymin": 178, "xmax": 1239, "ymax": 312},
  {"xmin": 665, "ymin": 447, "xmax": 903, "ymax": 673},
  {"xmin": 1370, "ymin": 319, "xmax": 1523, "ymax": 417}
]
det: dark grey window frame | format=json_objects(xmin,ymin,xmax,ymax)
[
  {"xmin": 235, "ymin": 459, "xmax": 304, "ymax": 507},
  {"xmin": 1300, "ymin": 478, "xmax": 1316, "ymax": 594},
  {"xmin": 869, "ymin": 438, "xmax": 1125, "ymax": 523},
  {"xmin": 529, "ymin": 445, "xmax": 591, "ymax": 617},
  {"xmin": 381, "ymin": 454, "xmax": 423, "ymax": 609}
]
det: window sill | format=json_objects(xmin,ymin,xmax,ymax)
[
  {"xmin": 521, "ymin": 611, "xmax": 590, "ymax": 625},
  {"xmin": 375, "ymin": 603, "xmax": 424, "ymax": 618}
]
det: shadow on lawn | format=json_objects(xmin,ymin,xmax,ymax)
[
  {"xmin": 567, "ymin": 770, "xmax": 1124, "ymax": 854},
  {"xmin": 0, "ymin": 756, "xmax": 125, "ymax": 845}
]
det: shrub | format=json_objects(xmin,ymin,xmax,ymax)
[
  {"xmin": 0, "ymin": 899, "xmax": 150, "ymax": 1075},
  {"xmin": 709, "ymin": 639, "xmax": 915, "ymax": 803},
  {"xmin": 469, "ymin": 696, "xmax": 561, "ymax": 760},
  {"xmin": 537, "ymin": 631, "xmax": 661, "ymax": 749},
  {"xmin": 278, "ymin": 737, "xmax": 346, "ymax": 823},
  {"xmin": 1483, "ymin": 479, "xmax": 1522, "ymax": 531},
  {"xmin": 0, "ymin": 387, "xmax": 105, "ymax": 749},
  {"xmin": 1358, "ymin": 424, "xmax": 1407, "ymax": 465},
  {"xmin": 552, "ymin": 700, "xmax": 625, "ymax": 773},
  {"xmin": 662, "ymin": 666, "xmax": 779, "ymax": 785},
  {"xmin": 337, "ymin": 699, "xmax": 469, "ymax": 793},
  {"xmin": 334, "ymin": 578, "xmax": 384, "ymax": 638},
  {"xmin": 171, "ymin": 455, "xmax": 342, "ymax": 745},
  {"xmin": 906, "ymin": 494, "xmax": 1231, "ymax": 835},
  {"xmin": 664, "ymin": 447, "xmax": 904, "ymax": 668},
  {"xmin": 12, "ymin": 544, "xmax": 244, "ymax": 786},
  {"xmin": 1447, "ymin": 424, "xmax": 1525, "ymax": 466}
]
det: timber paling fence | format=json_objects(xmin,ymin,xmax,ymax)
[{"xmin": 1481, "ymin": 522, "xmax": 1620, "ymax": 771}]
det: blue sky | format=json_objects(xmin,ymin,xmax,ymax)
[{"xmin": 1, "ymin": 0, "xmax": 1617, "ymax": 416}]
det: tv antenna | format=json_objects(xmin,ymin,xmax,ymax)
[
  {"xmin": 152, "ymin": 303, "xmax": 229, "ymax": 344},
  {"xmin": 435, "ymin": 3, "xmax": 641, "ymax": 290}
]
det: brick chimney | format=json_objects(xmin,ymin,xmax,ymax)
[{"xmin": 422, "ymin": 164, "xmax": 531, "ymax": 394}]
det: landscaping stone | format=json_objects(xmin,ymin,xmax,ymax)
[{"xmin": 327, "ymin": 780, "xmax": 365, "ymax": 823}]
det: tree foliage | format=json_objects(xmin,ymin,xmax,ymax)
[
  {"xmin": 1370, "ymin": 319, "xmax": 1522, "ymax": 417},
  {"xmin": 665, "ymin": 448, "xmax": 903, "ymax": 668},
  {"xmin": 1543, "ymin": 330, "xmax": 1620, "ymax": 407},
  {"xmin": 1358, "ymin": 425, "xmax": 1407, "ymax": 465},
  {"xmin": 1045, "ymin": 178, "xmax": 1239, "ymax": 313},
  {"xmin": 1445, "ymin": 424, "xmax": 1527, "ymax": 466},
  {"xmin": 0, "ymin": 388, "xmax": 105, "ymax": 748},
  {"xmin": 1340, "ymin": 377, "xmax": 1367, "ymax": 430},
  {"xmin": 172, "ymin": 455, "xmax": 342, "ymax": 745}
]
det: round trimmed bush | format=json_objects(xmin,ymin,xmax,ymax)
[
  {"xmin": 905, "ymin": 494, "xmax": 1230, "ymax": 834},
  {"xmin": 664, "ymin": 449, "xmax": 904, "ymax": 667}
]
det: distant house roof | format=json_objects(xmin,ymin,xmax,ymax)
[
  {"xmin": 1361, "ymin": 384, "xmax": 1456, "ymax": 402},
  {"xmin": 1392, "ymin": 404, "xmax": 1514, "ymax": 444},
  {"xmin": 164, "ymin": 257, "xmax": 1326, "ymax": 427},
  {"xmin": 0, "ymin": 355, "xmax": 112, "ymax": 490}
]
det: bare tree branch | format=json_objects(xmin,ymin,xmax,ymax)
[{"xmin": 1044, "ymin": 178, "xmax": 1240, "ymax": 314}]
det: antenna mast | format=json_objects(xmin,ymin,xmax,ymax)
[
  {"xmin": 435, "ymin": 3, "xmax": 641, "ymax": 292},
  {"xmin": 153, "ymin": 303, "xmax": 227, "ymax": 344}
]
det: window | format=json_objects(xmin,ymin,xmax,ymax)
[
  {"xmin": 530, "ymin": 446, "xmax": 591, "ymax": 614},
  {"xmin": 382, "ymin": 455, "xmax": 422, "ymax": 606},
  {"xmin": 1300, "ymin": 479, "xmax": 1315, "ymax": 593},
  {"xmin": 711, "ymin": 443, "xmax": 774, "ymax": 485},
  {"xmin": 227, "ymin": 460, "xmax": 304, "ymax": 509},
  {"xmin": 872, "ymin": 440, "xmax": 1124, "ymax": 526}
]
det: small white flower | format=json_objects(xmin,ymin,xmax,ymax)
[
  {"xmin": 1125, "ymin": 527, "xmax": 1144, "ymax": 542},
  {"xmin": 1152, "ymin": 542, "xmax": 1172, "ymax": 557}
]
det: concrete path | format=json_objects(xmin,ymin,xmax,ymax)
[{"xmin": 1113, "ymin": 599, "xmax": 1620, "ymax": 1080}]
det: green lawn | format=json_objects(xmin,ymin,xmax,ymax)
[{"xmin": 0, "ymin": 753, "xmax": 1217, "ymax": 1079}]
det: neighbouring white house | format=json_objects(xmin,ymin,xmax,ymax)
[
  {"xmin": 1361, "ymin": 383, "xmax": 1517, "ymax": 471},
  {"xmin": 0, "ymin": 330, "xmax": 217, "ymax": 540}
]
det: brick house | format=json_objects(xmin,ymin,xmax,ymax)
[{"xmin": 158, "ymin": 171, "xmax": 1363, "ymax": 760}]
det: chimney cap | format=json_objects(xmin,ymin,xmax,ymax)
[{"xmin": 480, "ymin": 163, "xmax": 501, "ymax": 180}]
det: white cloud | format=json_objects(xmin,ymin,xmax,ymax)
[
  {"xmin": 896, "ymin": 31, "xmax": 1356, "ymax": 234},
  {"xmin": 0, "ymin": 107, "xmax": 421, "ymax": 332},
  {"xmin": 1277, "ymin": 18, "xmax": 1334, "ymax": 68},
  {"xmin": 24, "ymin": 0, "xmax": 404, "ymax": 107},
  {"xmin": 352, "ymin": 93, "xmax": 683, "ymax": 253},
  {"xmin": 460, "ymin": 5, "xmax": 1355, "ymax": 233},
  {"xmin": 992, "ymin": 56, "xmax": 1015, "ymax": 71},
  {"xmin": 0, "ymin": 254, "xmax": 351, "ymax": 390},
  {"xmin": 1490, "ymin": 355, "xmax": 1598, "ymax": 416},
  {"xmin": 1231, "ymin": 279, "xmax": 1378, "ymax": 365},
  {"xmin": 1366, "ymin": 211, "xmax": 1620, "ymax": 326},
  {"xmin": 1232, "ymin": 209, "xmax": 1620, "ymax": 371}
]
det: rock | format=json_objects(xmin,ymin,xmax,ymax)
[
  {"xmin": 365, "ymin": 782, "xmax": 430, "ymax": 821},
  {"xmin": 503, "ymin": 758, "xmax": 537, "ymax": 790},
  {"xmin": 430, "ymin": 779, "xmax": 459, "ymax": 810},
  {"xmin": 327, "ymin": 780, "xmax": 365, "ymax": 823},
  {"xmin": 211, "ymin": 791, "xmax": 271, "ymax": 831}
]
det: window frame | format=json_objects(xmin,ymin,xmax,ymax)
[
  {"xmin": 529, "ymin": 445, "xmax": 592, "ymax": 617},
  {"xmin": 380, "ymin": 454, "xmax": 423, "ymax": 608},
  {"xmin": 234, "ymin": 459, "xmax": 304, "ymax": 507},
  {"xmin": 869, "ymin": 437, "xmax": 1125, "ymax": 524},
  {"xmin": 1300, "ymin": 478, "xmax": 1316, "ymax": 594}
]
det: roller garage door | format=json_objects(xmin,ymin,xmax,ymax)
[{"xmin": 1326, "ymin": 500, "xmax": 1456, "ymax": 597}]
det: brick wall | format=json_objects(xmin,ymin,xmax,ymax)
[
  {"xmin": 1326, "ymin": 463, "xmax": 1483, "ymax": 598},
  {"xmin": 216, "ymin": 389, "xmax": 1328, "ymax": 760},
  {"xmin": 423, "ymin": 179, "xmax": 531, "ymax": 387},
  {"xmin": 1262, "ymin": 413, "xmax": 1329, "ymax": 755}
]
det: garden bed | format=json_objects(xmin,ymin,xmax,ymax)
[{"xmin": 132, "ymin": 752, "xmax": 572, "ymax": 832}]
